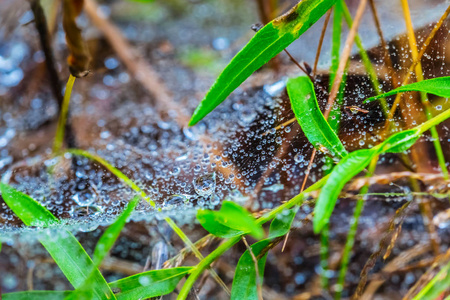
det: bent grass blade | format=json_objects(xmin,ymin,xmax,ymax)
[
  {"xmin": 189, "ymin": 0, "xmax": 337, "ymax": 126},
  {"xmin": 287, "ymin": 76, "xmax": 348, "ymax": 159}
]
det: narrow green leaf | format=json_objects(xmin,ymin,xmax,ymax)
[
  {"xmin": 3, "ymin": 291, "xmax": 73, "ymax": 300},
  {"xmin": 0, "ymin": 183, "xmax": 115, "ymax": 300},
  {"xmin": 110, "ymin": 267, "xmax": 193, "ymax": 300},
  {"xmin": 412, "ymin": 260, "xmax": 450, "ymax": 300},
  {"xmin": 380, "ymin": 128, "xmax": 421, "ymax": 153},
  {"xmin": 287, "ymin": 76, "xmax": 348, "ymax": 159},
  {"xmin": 313, "ymin": 150, "xmax": 375, "ymax": 233},
  {"xmin": 231, "ymin": 207, "xmax": 297, "ymax": 299},
  {"xmin": 93, "ymin": 195, "xmax": 140, "ymax": 266},
  {"xmin": 197, "ymin": 201, "xmax": 264, "ymax": 239},
  {"xmin": 364, "ymin": 76, "xmax": 450, "ymax": 103},
  {"xmin": 189, "ymin": 0, "xmax": 337, "ymax": 125},
  {"xmin": 230, "ymin": 240, "xmax": 270, "ymax": 300}
]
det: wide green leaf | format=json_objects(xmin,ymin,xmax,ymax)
[
  {"xmin": 313, "ymin": 109, "xmax": 450, "ymax": 233},
  {"xmin": 364, "ymin": 76, "xmax": 450, "ymax": 103},
  {"xmin": 230, "ymin": 240, "xmax": 270, "ymax": 300},
  {"xmin": 189, "ymin": 0, "xmax": 337, "ymax": 126},
  {"xmin": 197, "ymin": 201, "xmax": 263, "ymax": 239},
  {"xmin": 231, "ymin": 207, "xmax": 297, "ymax": 300},
  {"xmin": 110, "ymin": 267, "xmax": 193, "ymax": 300},
  {"xmin": 287, "ymin": 76, "xmax": 348, "ymax": 159},
  {"xmin": 0, "ymin": 183, "xmax": 115, "ymax": 300}
]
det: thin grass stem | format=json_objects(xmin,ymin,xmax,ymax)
[
  {"xmin": 53, "ymin": 75, "xmax": 75, "ymax": 153},
  {"xmin": 399, "ymin": 0, "xmax": 448, "ymax": 180}
]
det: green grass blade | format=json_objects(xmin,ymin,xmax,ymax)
[
  {"xmin": 0, "ymin": 183, "xmax": 115, "ymax": 300},
  {"xmin": 189, "ymin": 0, "xmax": 337, "ymax": 126},
  {"xmin": 197, "ymin": 201, "xmax": 264, "ymax": 239},
  {"xmin": 93, "ymin": 195, "xmax": 140, "ymax": 266},
  {"xmin": 53, "ymin": 75, "xmax": 75, "ymax": 154},
  {"xmin": 3, "ymin": 291, "xmax": 73, "ymax": 300},
  {"xmin": 287, "ymin": 76, "xmax": 348, "ymax": 159},
  {"xmin": 313, "ymin": 149, "xmax": 375, "ymax": 233},
  {"xmin": 412, "ymin": 260, "xmax": 450, "ymax": 300},
  {"xmin": 364, "ymin": 76, "xmax": 450, "ymax": 103},
  {"xmin": 0, "ymin": 182, "xmax": 58, "ymax": 226},
  {"xmin": 110, "ymin": 267, "xmax": 193, "ymax": 300},
  {"xmin": 231, "ymin": 207, "xmax": 297, "ymax": 300}
]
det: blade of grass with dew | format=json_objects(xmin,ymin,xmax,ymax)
[
  {"xmin": 197, "ymin": 201, "xmax": 264, "ymax": 239},
  {"xmin": 364, "ymin": 76, "xmax": 450, "ymax": 103},
  {"xmin": 230, "ymin": 207, "xmax": 298, "ymax": 300},
  {"xmin": 189, "ymin": 0, "xmax": 337, "ymax": 126},
  {"xmin": 3, "ymin": 291, "xmax": 74, "ymax": 300},
  {"xmin": 110, "ymin": 267, "xmax": 193, "ymax": 300},
  {"xmin": 0, "ymin": 183, "xmax": 115, "ymax": 300},
  {"xmin": 412, "ymin": 260, "xmax": 450, "ymax": 300},
  {"xmin": 53, "ymin": 75, "xmax": 75, "ymax": 153},
  {"xmin": 287, "ymin": 76, "xmax": 348, "ymax": 159}
]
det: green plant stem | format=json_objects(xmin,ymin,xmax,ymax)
[
  {"xmin": 178, "ymin": 237, "xmax": 241, "ymax": 300},
  {"xmin": 340, "ymin": 0, "xmax": 389, "ymax": 116},
  {"xmin": 64, "ymin": 149, "xmax": 229, "ymax": 295},
  {"xmin": 53, "ymin": 75, "xmax": 75, "ymax": 153},
  {"xmin": 335, "ymin": 156, "xmax": 377, "ymax": 299},
  {"xmin": 320, "ymin": 222, "xmax": 330, "ymax": 290},
  {"xmin": 400, "ymin": 0, "xmax": 448, "ymax": 180}
]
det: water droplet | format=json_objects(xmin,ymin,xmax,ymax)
[
  {"xmin": 238, "ymin": 108, "xmax": 257, "ymax": 125},
  {"xmin": 72, "ymin": 191, "xmax": 97, "ymax": 206},
  {"xmin": 163, "ymin": 194, "xmax": 188, "ymax": 209},
  {"xmin": 294, "ymin": 153, "xmax": 305, "ymax": 163},
  {"xmin": 193, "ymin": 173, "xmax": 216, "ymax": 197},
  {"xmin": 436, "ymin": 105, "xmax": 442, "ymax": 111},
  {"xmin": 262, "ymin": 183, "xmax": 284, "ymax": 192}
]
